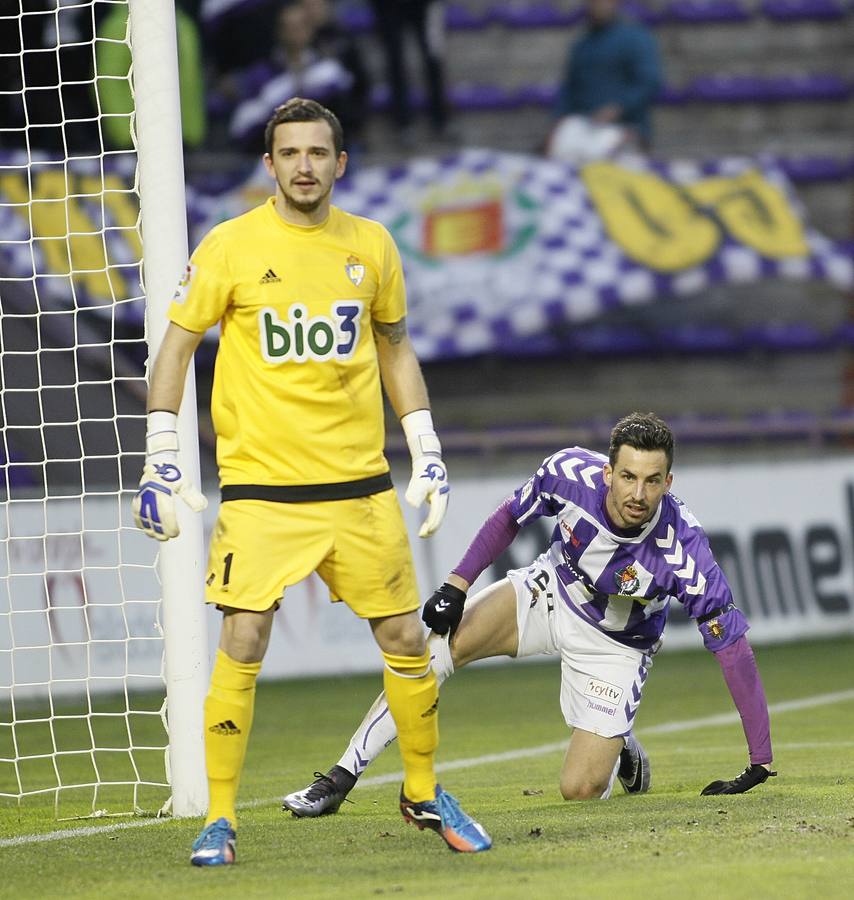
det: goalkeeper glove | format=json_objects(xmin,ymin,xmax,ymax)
[
  {"xmin": 700, "ymin": 764, "xmax": 777, "ymax": 795},
  {"xmin": 401, "ymin": 409, "xmax": 449, "ymax": 538},
  {"xmin": 132, "ymin": 411, "xmax": 207, "ymax": 541},
  {"xmin": 422, "ymin": 583, "xmax": 466, "ymax": 636}
]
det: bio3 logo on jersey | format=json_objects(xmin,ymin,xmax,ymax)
[{"xmin": 260, "ymin": 301, "xmax": 363, "ymax": 363}]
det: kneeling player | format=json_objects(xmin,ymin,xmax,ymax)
[{"xmin": 283, "ymin": 412, "xmax": 776, "ymax": 815}]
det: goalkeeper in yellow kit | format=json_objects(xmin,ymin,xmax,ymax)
[{"xmin": 132, "ymin": 98, "xmax": 491, "ymax": 865}]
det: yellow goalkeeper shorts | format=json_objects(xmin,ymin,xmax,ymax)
[{"xmin": 204, "ymin": 489, "xmax": 419, "ymax": 618}]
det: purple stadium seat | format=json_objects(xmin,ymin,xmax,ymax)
[
  {"xmin": 656, "ymin": 84, "xmax": 692, "ymax": 105},
  {"xmin": 446, "ymin": 2, "xmax": 494, "ymax": 30},
  {"xmin": 769, "ymin": 73, "xmax": 850, "ymax": 101},
  {"xmin": 570, "ymin": 328, "xmax": 653, "ymax": 355},
  {"xmin": 490, "ymin": 1, "xmax": 581, "ymax": 29},
  {"xmin": 779, "ymin": 155, "xmax": 853, "ymax": 182},
  {"xmin": 369, "ymin": 84, "xmax": 427, "ymax": 112},
  {"xmin": 687, "ymin": 73, "xmax": 850, "ymax": 103},
  {"xmin": 746, "ymin": 410, "xmax": 817, "ymax": 439},
  {"xmin": 622, "ymin": 1, "xmax": 670, "ymax": 25},
  {"xmin": 761, "ymin": 0, "xmax": 846, "ymax": 22},
  {"xmin": 337, "ymin": 2, "xmax": 375, "ymax": 33},
  {"xmin": 448, "ymin": 82, "xmax": 518, "ymax": 111},
  {"xmin": 665, "ymin": 0, "xmax": 751, "ymax": 24},
  {"xmin": 742, "ymin": 322, "xmax": 827, "ymax": 351},
  {"xmin": 837, "ymin": 322, "xmax": 854, "ymax": 348},
  {"xmin": 832, "ymin": 320, "xmax": 854, "ymax": 348},
  {"xmin": 658, "ymin": 324, "xmax": 742, "ymax": 353},
  {"xmin": 688, "ymin": 74, "xmax": 773, "ymax": 102},
  {"xmin": 514, "ymin": 82, "xmax": 559, "ymax": 107}
]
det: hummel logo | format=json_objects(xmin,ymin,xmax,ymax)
[
  {"xmin": 259, "ymin": 268, "xmax": 281, "ymax": 284},
  {"xmin": 435, "ymin": 600, "xmax": 450, "ymax": 613},
  {"xmin": 209, "ymin": 719, "xmax": 241, "ymax": 735}
]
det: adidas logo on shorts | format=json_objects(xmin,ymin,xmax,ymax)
[
  {"xmin": 259, "ymin": 268, "xmax": 282, "ymax": 284},
  {"xmin": 209, "ymin": 719, "xmax": 242, "ymax": 736}
]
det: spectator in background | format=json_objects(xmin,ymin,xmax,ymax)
[
  {"xmin": 368, "ymin": 0, "xmax": 454, "ymax": 146},
  {"xmin": 201, "ymin": 0, "xmax": 279, "ymax": 81},
  {"xmin": 302, "ymin": 0, "xmax": 371, "ymax": 143},
  {"xmin": 549, "ymin": 0, "xmax": 662, "ymax": 164},
  {"xmin": 228, "ymin": 1, "xmax": 362, "ymax": 149}
]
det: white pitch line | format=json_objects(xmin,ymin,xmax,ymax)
[
  {"xmin": 349, "ymin": 687, "xmax": 854, "ymax": 789},
  {"xmin": 2, "ymin": 686, "xmax": 852, "ymax": 849},
  {"xmin": 638, "ymin": 688, "xmax": 854, "ymax": 736}
]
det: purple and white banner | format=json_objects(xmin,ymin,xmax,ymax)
[
  {"xmin": 195, "ymin": 149, "xmax": 854, "ymax": 360},
  {"xmin": 0, "ymin": 150, "xmax": 851, "ymax": 361}
]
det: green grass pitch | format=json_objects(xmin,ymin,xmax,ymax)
[{"xmin": 2, "ymin": 636, "xmax": 853, "ymax": 899}]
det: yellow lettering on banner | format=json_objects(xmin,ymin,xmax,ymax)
[
  {"xmin": 582, "ymin": 162, "xmax": 721, "ymax": 272},
  {"xmin": 686, "ymin": 170, "xmax": 808, "ymax": 259},
  {"xmin": 0, "ymin": 171, "xmax": 138, "ymax": 300}
]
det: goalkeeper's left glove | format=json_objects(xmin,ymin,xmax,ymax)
[
  {"xmin": 401, "ymin": 409, "xmax": 449, "ymax": 538},
  {"xmin": 700, "ymin": 764, "xmax": 777, "ymax": 795},
  {"xmin": 132, "ymin": 411, "xmax": 207, "ymax": 541}
]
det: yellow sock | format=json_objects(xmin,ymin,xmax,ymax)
[
  {"xmin": 383, "ymin": 650, "xmax": 438, "ymax": 803},
  {"xmin": 203, "ymin": 648, "xmax": 261, "ymax": 826}
]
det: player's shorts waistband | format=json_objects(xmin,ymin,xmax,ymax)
[{"xmin": 220, "ymin": 471, "xmax": 394, "ymax": 503}]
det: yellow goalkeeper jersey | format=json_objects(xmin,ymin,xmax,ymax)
[{"xmin": 168, "ymin": 198, "xmax": 406, "ymax": 490}]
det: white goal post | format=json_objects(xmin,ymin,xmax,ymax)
[
  {"xmin": 128, "ymin": 0, "xmax": 208, "ymax": 819},
  {"xmin": 0, "ymin": 0, "xmax": 208, "ymax": 819}
]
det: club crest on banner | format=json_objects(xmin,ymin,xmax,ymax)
[{"xmin": 389, "ymin": 173, "xmax": 539, "ymax": 265}]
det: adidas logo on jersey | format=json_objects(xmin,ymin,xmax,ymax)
[
  {"xmin": 259, "ymin": 268, "xmax": 281, "ymax": 284},
  {"xmin": 209, "ymin": 719, "xmax": 242, "ymax": 736}
]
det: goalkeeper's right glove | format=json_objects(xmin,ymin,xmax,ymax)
[
  {"xmin": 700, "ymin": 764, "xmax": 777, "ymax": 796},
  {"xmin": 422, "ymin": 582, "xmax": 466, "ymax": 636},
  {"xmin": 401, "ymin": 409, "xmax": 449, "ymax": 538},
  {"xmin": 132, "ymin": 411, "xmax": 207, "ymax": 541}
]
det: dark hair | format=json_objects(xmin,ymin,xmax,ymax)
[
  {"xmin": 264, "ymin": 97, "xmax": 344, "ymax": 156},
  {"xmin": 608, "ymin": 412, "xmax": 674, "ymax": 471}
]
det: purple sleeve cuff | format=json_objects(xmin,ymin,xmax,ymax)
[
  {"xmin": 715, "ymin": 635, "xmax": 773, "ymax": 765},
  {"xmin": 451, "ymin": 496, "xmax": 520, "ymax": 586},
  {"xmin": 697, "ymin": 603, "xmax": 748, "ymax": 651}
]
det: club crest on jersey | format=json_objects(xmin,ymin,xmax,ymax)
[
  {"xmin": 614, "ymin": 564, "xmax": 640, "ymax": 596},
  {"xmin": 708, "ymin": 619, "xmax": 725, "ymax": 640},
  {"xmin": 345, "ymin": 254, "xmax": 365, "ymax": 286}
]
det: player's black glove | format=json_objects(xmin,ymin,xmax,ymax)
[
  {"xmin": 421, "ymin": 583, "xmax": 466, "ymax": 636},
  {"xmin": 701, "ymin": 764, "xmax": 777, "ymax": 795}
]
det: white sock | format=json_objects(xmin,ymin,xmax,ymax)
[
  {"xmin": 427, "ymin": 631, "xmax": 454, "ymax": 684},
  {"xmin": 600, "ymin": 756, "xmax": 620, "ymax": 800},
  {"xmin": 336, "ymin": 632, "xmax": 455, "ymax": 777}
]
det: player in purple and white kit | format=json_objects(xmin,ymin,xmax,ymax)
[{"xmin": 283, "ymin": 412, "xmax": 775, "ymax": 814}]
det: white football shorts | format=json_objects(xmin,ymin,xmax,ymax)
[{"xmin": 507, "ymin": 552, "xmax": 655, "ymax": 738}]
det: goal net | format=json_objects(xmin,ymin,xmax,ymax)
[{"xmin": 1, "ymin": 0, "xmax": 207, "ymax": 820}]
